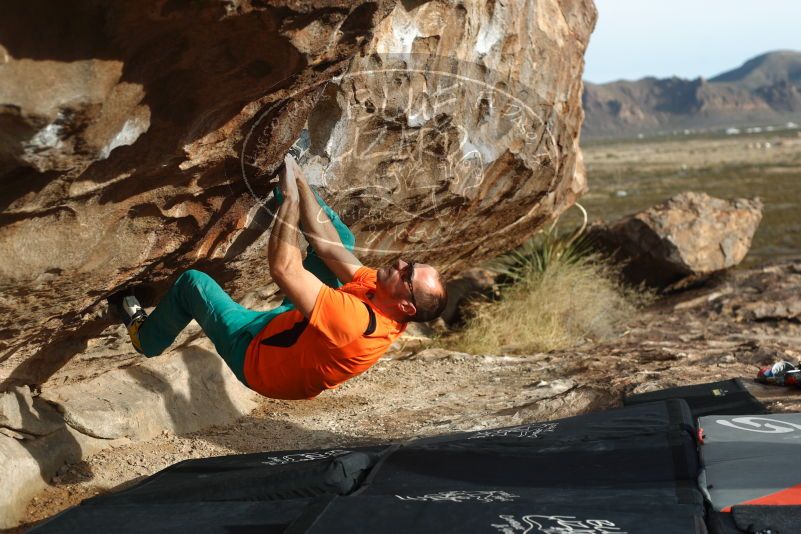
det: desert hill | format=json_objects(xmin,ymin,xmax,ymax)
[
  {"xmin": 583, "ymin": 50, "xmax": 801, "ymax": 139},
  {"xmin": 710, "ymin": 50, "xmax": 801, "ymax": 87}
]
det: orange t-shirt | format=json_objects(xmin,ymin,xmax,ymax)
[{"xmin": 244, "ymin": 267, "xmax": 406, "ymax": 400}]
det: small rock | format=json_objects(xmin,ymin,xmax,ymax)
[
  {"xmin": 0, "ymin": 427, "xmax": 31, "ymax": 440},
  {"xmin": 588, "ymin": 192, "xmax": 762, "ymax": 289},
  {"xmin": 441, "ymin": 268, "xmax": 502, "ymax": 326},
  {"xmin": 0, "ymin": 386, "xmax": 64, "ymax": 436},
  {"xmin": 404, "ymin": 348, "xmax": 471, "ymax": 362}
]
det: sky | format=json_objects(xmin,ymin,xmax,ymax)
[{"xmin": 584, "ymin": 0, "xmax": 801, "ymax": 83}]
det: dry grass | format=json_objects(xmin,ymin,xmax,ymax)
[{"xmin": 449, "ymin": 236, "xmax": 647, "ymax": 355}]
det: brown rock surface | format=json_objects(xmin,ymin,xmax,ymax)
[
  {"xmin": 588, "ymin": 191, "xmax": 763, "ymax": 289},
  {"xmin": 0, "ymin": 0, "xmax": 596, "ymax": 390},
  {"xmin": 0, "ymin": 387, "xmax": 63, "ymax": 437},
  {"xmin": 0, "ymin": 0, "xmax": 395, "ymax": 390},
  {"xmin": 301, "ymin": 0, "xmax": 595, "ymax": 268}
]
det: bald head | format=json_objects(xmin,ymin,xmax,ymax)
[{"xmin": 408, "ymin": 264, "xmax": 448, "ymax": 323}]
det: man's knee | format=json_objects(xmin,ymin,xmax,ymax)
[
  {"xmin": 141, "ymin": 344, "xmax": 164, "ymax": 358},
  {"xmin": 176, "ymin": 269, "xmax": 208, "ymax": 287},
  {"xmin": 173, "ymin": 270, "xmax": 215, "ymax": 303}
]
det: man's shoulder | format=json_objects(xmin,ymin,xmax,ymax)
[
  {"xmin": 336, "ymin": 266, "xmax": 376, "ymax": 291},
  {"xmin": 349, "ymin": 266, "xmax": 376, "ymax": 285}
]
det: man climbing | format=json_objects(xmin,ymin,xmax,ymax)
[{"xmin": 112, "ymin": 153, "xmax": 448, "ymax": 400}]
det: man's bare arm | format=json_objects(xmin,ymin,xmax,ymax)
[
  {"xmin": 287, "ymin": 157, "xmax": 363, "ymax": 283},
  {"xmin": 268, "ymin": 161, "xmax": 323, "ymax": 318}
]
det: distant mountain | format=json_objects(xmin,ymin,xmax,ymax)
[
  {"xmin": 710, "ymin": 50, "xmax": 801, "ymax": 88},
  {"xmin": 582, "ymin": 50, "xmax": 801, "ymax": 139}
]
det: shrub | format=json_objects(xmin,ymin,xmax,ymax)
[{"xmin": 450, "ymin": 218, "xmax": 648, "ymax": 354}]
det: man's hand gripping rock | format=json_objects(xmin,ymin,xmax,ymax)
[{"xmin": 279, "ymin": 154, "xmax": 300, "ymax": 203}]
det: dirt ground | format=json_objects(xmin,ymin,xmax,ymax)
[
  {"xmin": 582, "ymin": 130, "xmax": 801, "ymax": 174},
  {"xmin": 15, "ymin": 259, "xmax": 801, "ymax": 531}
]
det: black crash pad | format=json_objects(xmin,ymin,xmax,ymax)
[{"xmin": 624, "ymin": 378, "xmax": 766, "ymax": 420}]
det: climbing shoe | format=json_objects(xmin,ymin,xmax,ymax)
[
  {"xmin": 109, "ymin": 294, "xmax": 148, "ymax": 355},
  {"xmin": 756, "ymin": 360, "xmax": 801, "ymax": 387}
]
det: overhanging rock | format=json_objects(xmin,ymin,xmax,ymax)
[{"xmin": 0, "ymin": 0, "xmax": 597, "ymax": 388}]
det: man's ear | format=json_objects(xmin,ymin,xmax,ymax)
[{"xmin": 398, "ymin": 300, "xmax": 416, "ymax": 317}]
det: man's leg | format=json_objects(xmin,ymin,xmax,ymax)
[{"xmin": 137, "ymin": 269, "xmax": 264, "ymax": 382}]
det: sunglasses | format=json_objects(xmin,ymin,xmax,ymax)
[{"xmin": 401, "ymin": 261, "xmax": 417, "ymax": 307}]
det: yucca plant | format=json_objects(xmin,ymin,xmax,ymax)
[
  {"xmin": 449, "ymin": 204, "xmax": 647, "ymax": 355},
  {"xmin": 490, "ymin": 204, "xmax": 591, "ymax": 284}
]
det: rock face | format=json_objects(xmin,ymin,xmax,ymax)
[
  {"xmin": 0, "ymin": 0, "xmax": 395, "ymax": 389},
  {"xmin": 0, "ymin": 1, "xmax": 597, "ymax": 389},
  {"xmin": 301, "ymin": 0, "xmax": 594, "ymax": 269},
  {"xmin": 588, "ymin": 192, "xmax": 763, "ymax": 289}
]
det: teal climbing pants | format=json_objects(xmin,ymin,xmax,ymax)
[{"xmin": 137, "ymin": 188, "xmax": 355, "ymax": 385}]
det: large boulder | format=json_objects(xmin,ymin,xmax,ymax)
[
  {"xmin": 588, "ymin": 192, "xmax": 763, "ymax": 289},
  {"xmin": 0, "ymin": 0, "xmax": 597, "ymax": 390},
  {"xmin": 299, "ymin": 0, "xmax": 595, "ymax": 270},
  {"xmin": 0, "ymin": 0, "xmax": 394, "ymax": 389}
]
